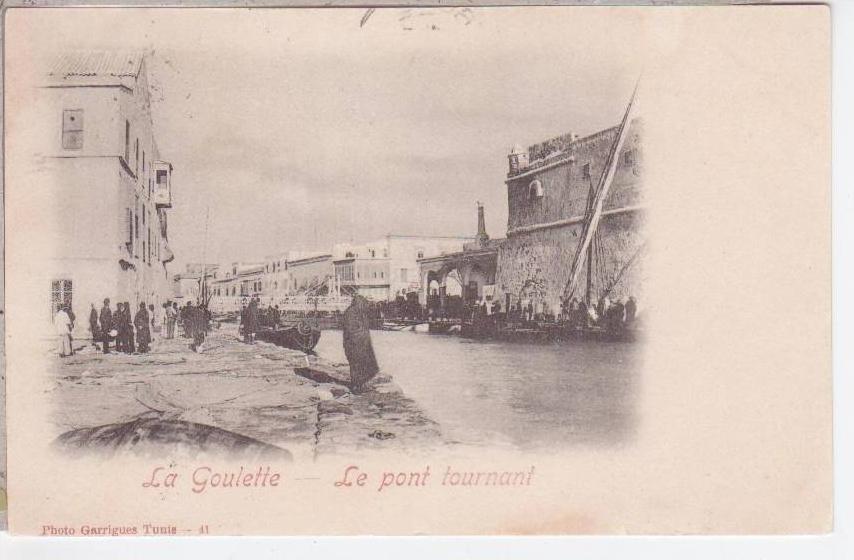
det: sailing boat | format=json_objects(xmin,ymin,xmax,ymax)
[{"xmin": 561, "ymin": 81, "xmax": 645, "ymax": 341}]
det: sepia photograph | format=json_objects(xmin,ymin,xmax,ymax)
[
  {"xmin": 24, "ymin": 8, "xmax": 645, "ymax": 461},
  {"xmin": 3, "ymin": 4, "xmax": 832, "ymax": 537}
]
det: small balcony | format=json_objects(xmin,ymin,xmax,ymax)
[{"xmin": 153, "ymin": 160, "xmax": 173, "ymax": 208}]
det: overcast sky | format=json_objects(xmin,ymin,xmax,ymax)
[{"xmin": 16, "ymin": 7, "xmax": 642, "ymax": 269}]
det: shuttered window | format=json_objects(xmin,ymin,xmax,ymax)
[
  {"xmin": 124, "ymin": 120, "xmax": 130, "ymax": 162},
  {"xmin": 51, "ymin": 280, "xmax": 73, "ymax": 316},
  {"xmin": 125, "ymin": 208, "xmax": 133, "ymax": 251}
]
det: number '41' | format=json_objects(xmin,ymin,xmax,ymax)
[{"xmin": 199, "ymin": 524, "xmax": 209, "ymax": 535}]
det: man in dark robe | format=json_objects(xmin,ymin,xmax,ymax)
[
  {"xmin": 89, "ymin": 303, "xmax": 101, "ymax": 349},
  {"xmin": 134, "ymin": 302, "xmax": 151, "ymax": 353},
  {"xmin": 190, "ymin": 304, "xmax": 208, "ymax": 352},
  {"xmin": 116, "ymin": 302, "xmax": 128, "ymax": 353},
  {"xmin": 343, "ymin": 295, "xmax": 379, "ymax": 392},
  {"xmin": 239, "ymin": 303, "xmax": 248, "ymax": 340},
  {"xmin": 123, "ymin": 301, "xmax": 136, "ymax": 354},
  {"xmin": 184, "ymin": 302, "xmax": 196, "ymax": 341},
  {"xmin": 99, "ymin": 298, "xmax": 112, "ymax": 353},
  {"xmin": 625, "ymin": 296, "xmax": 637, "ymax": 325},
  {"xmin": 608, "ymin": 300, "xmax": 626, "ymax": 333},
  {"xmin": 245, "ymin": 300, "xmax": 258, "ymax": 343}
]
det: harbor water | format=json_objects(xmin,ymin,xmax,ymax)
[{"xmin": 314, "ymin": 329, "xmax": 642, "ymax": 450}]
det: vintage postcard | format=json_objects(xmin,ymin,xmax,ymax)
[{"xmin": 3, "ymin": 5, "xmax": 830, "ymax": 535}]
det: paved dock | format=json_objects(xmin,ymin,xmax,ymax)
[{"xmin": 49, "ymin": 324, "xmax": 441, "ymax": 461}]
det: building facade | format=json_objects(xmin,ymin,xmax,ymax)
[
  {"xmin": 333, "ymin": 235, "xmax": 473, "ymax": 302},
  {"xmin": 32, "ymin": 51, "xmax": 175, "ymax": 334},
  {"xmin": 172, "ymin": 263, "xmax": 219, "ymax": 303},
  {"xmin": 285, "ymin": 254, "xmax": 334, "ymax": 296},
  {"xmin": 495, "ymin": 118, "xmax": 645, "ymax": 316}
]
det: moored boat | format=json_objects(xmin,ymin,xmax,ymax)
[{"xmin": 254, "ymin": 320, "xmax": 321, "ymax": 352}]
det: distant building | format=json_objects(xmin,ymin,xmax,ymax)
[
  {"xmin": 496, "ymin": 118, "xmax": 645, "ymax": 315},
  {"xmin": 334, "ymin": 235, "xmax": 473, "ymax": 302},
  {"xmin": 31, "ymin": 51, "xmax": 175, "ymax": 333},
  {"xmin": 285, "ymin": 254, "xmax": 334, "ymax": 296},
  {"xmin": 172, "ymin": 263, "xmax": 219, "ymax": 303},
  {"xmin": 262, "ymin": 253, "xmax": 290, "ymax": 299}
]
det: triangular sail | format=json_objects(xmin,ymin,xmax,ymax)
[{"xmin": 562, "ymin": 81, "xmax": 639, "ymax": 303}]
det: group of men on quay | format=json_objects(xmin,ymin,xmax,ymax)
[
  {"xmin": 430, "ymin": 294, "xmax": 640, "ymax": 334},
  {"xmin": 51, "ymin": 298, "xmax": 213, "ymax": 357},
  {"xmin": 233, "ymin": 291, "xmax": 640, "ymax": 334},
  {"xmin": 238, "ymin": 297, "xmax": 263, "ymax": 344}
]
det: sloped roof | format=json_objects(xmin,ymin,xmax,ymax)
[{"xmin": 47, "ymin": 50, "xmax": 144, "ymax": 87}]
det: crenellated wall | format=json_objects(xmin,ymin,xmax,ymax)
[{"xmin": 505, "ymin": 119, "xmax": 643, "ymax": 233}]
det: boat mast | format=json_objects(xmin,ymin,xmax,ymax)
[
  {"xmin": 585, "ymin": 180, "xmax": 595, "ymax": 305},
  {"xmin": 562, "ymin": 81, "xmax": 639, "ymax": 303}
]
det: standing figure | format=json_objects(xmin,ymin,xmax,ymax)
[
  {"xmin": 244, "ymin": 299, "xmax": 258, "ymax": 343},
  {"xmin": 99, "ymin": 298, "xmax": 113, "ymax": 354},
  {"xmin": 597, "ymin": 296, "xmax": 611, "ymax": 325},
  {"xmin": 114, "ymin": 302, "xmax": 126, "ymax": 353},
  {"xmin": 88, "ymin": 303, "xmax": 100, "ymax": 349},
  {"xmin": 608, "ymin": 299, "xmax": 625, "ymax": 333},
  {"xmin": 66, "ymin": 306, "xmax": 76, "ymax": 355},
  {"xmin": 342, "ymin": 294, "xmax": 380, "ymax": 392},
  {"xmin": 54, "ymin": 305, "xmax": 73, "ymax": 357},
  {"xmin": 190, "ymin": 304, "xmax": 208, "ymax": 352},
  {"xmin": 625, "ymin": 296, "xmax": 637, "ymax": 325},
  {"xmin": 134, "ymin": 302, "xmax": 151, "ymax": 353},
  {"xmin": 123, "ymin": 302, "xmax": 136, "ymax": 353},
  {"xmin": 184, "ymin": 302, "xmax": 196, "ymax": 341},
  {"xmin": 165, "ymin": 302, "xmax": 177, "ymax": 339},
  {"xmin": 149, "ymin": 303, "xmax": 157, "ymax": 340}
]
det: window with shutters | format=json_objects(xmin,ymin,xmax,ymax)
[
  {"xmin": 62, "ymin": 110, "xmax": 84, "ymax": 150},
  {"xmin": 124, "ymin": 120, "xmax": 130, "ymax": 162},
  {"xmin": 50, "ymin": 279, "xmax": 73, "ymax": 317},
  {"xmin": 125, "ymin": 208, "xmax": 133, "ymax": 252}
]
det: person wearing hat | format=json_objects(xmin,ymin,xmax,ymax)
[
  {"xmin": 99, "ymin": 298, "xmax": 113, "ymax": 354},
  {"xmin": 135, "ymin": 302, "xmax": 151, "ymax": 353},
  {"xmin": 88, "ymin": 303, "xmax": 101, "ymax": 350}
]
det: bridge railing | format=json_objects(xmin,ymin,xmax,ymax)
[{"xmin": 210, "ymin": 295, "xmax": 353, "ymax": 315}]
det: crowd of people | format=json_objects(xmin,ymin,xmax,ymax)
[
  {"xmin": 52, "ymin": 297, "xmax": 213, "ymax": 357},
  {"xmin": 239, "ymin": 297, "xmax": 261, "ymax": 344},
  {"xmin": 431, "ymin": 294, "xmax": 639, "ymax": 333},
  {"xmin": 179, "ymin": 301, "xmax": 212, "ymax": 352}
]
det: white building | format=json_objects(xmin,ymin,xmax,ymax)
[
  {"xmin": 29, "ymin": 51, "xmax": 175, "ymax": 334},
  {"xmin": 332, "ymin": 235, "xmax": 474, "ymax": 301}
]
